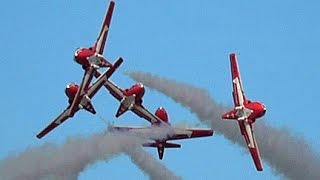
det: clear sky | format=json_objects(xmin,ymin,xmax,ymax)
[{"xmin": 1, "ymin": 0, "xmax": 320, "ymax": 179}]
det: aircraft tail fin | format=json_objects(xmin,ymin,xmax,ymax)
[
  {"xmin": 80, "ymin": 97, "xmax": 96, "ymax": 115},
  {"xmin": 143, "ymin": 142, "xmax": 181, "ymax": 160},
  {"xmin": 115, "ymin": 104, "xmax": 128, "ymax": 118},
  {"xmin": 115, "ymin": 95, "xmax": 135, "ymax": 118},
  {"xmin": 221, "ymin": 109, "xmax": 238, "ymax": 120}
]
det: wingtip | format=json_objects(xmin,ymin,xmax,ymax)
[
  {"xmin": 257, "ymin": 166, "xmax": 263, "ymax": 171},
  {"xmin": 229, "ymin": 53, "xmax": 237, "ymax": 61},
  {"xmin": 221, "ymin": 113, "xmax": 229, "ymax": 119}
]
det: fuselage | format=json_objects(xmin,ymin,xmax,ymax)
[
  {"xmin": 123, "ymin": 83, "xmax": 145, "ymax": 104},
  {"xmin": 65, "ymin": 83, "xmax": 79, "ymax": 103},
  {"xmin": 222, "ymin": 101, "xmax": 266, "ymax": 121},
  {"xmin": 74, "ymin": 48, "xmax": 95, "ymax": 68},
  {"xmin": 245, "ymin": 101, "xmax": 266, "ymax": 120}
]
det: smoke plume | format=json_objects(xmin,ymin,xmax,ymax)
[
  {"xmin": 0, "ymin": 131, "xmax": 180, "ymax": 180},
  {"xmin": 127, "ymin": 71, "xmax": 320, "ymax": 180},
  {"xmin": 125, "ymin": 145, "xmax": 181, "ymax": 180}
]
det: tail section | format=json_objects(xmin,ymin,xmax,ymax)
[
  {"xmin": 115, "ymin": 95, "xmax": 136, "ymax": 117},
  {"xmin": 143, "ymin": 141, "xmax": 181, "ymax": 160},
  {"xmin": 82, "ymin": 100, "xmax": 96, "ymax": 114},
  {"xmin": 221, "ymin": 109, "xmax": 238, "ymax": 120}
]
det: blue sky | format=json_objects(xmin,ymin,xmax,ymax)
[{"xmin": 1, "ymin": 0, "xmax": 319, "ymax": 179}]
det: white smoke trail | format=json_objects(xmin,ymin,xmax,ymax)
[
  {"xmin": 0, "ymin": 130, "xmax": 179, "ymax": 180},
  {"xmin": 125, "ymin": 145, "xmax": 181, "ymax": 180},
  {"xmin": 127, "ymin": 71, "xmax": 320, "ymax": 180}
]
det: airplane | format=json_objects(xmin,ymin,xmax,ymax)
[
  {"xmin": 97, "ymin": 75, "xmax": 169, "ymax": 124},
  {"xmin": 72, "ymin": 0, "xmax": 118, "ymax": 97},
  {"xmin": 36, "ymin": 58, "xmax": 123, "ymax": 139},
  {"xmin": 109, "ymin": 107, "xmax": 214, "ymax": 159},
  {"xmin": 73, "ymin": 0, "xmax": 115, "ymax": 71},
  {"xmin": 70, "ymin": 1, "xmax": 162, "ymax": 125},
  {"xmin": 221, "ymin": 53, "xmax": 266, "ymax": 171}
]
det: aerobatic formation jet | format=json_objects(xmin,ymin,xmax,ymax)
[
  {"xmin": 109, "ymin": 107, "xmax": 214, "ymax": 159},
  {"xmin": 37, "ymin": 0, "xmax": 122, "ymax": 138},
  {"xmin": 100, "ymin": 77, "xmax": 170, "ymax": 124},
  {"xmin": 221, "ymin": 53, "xmax": 266, "ymax": 171}
]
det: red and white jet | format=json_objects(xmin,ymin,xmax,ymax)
[
  {"xmin": 110, "ymin": 107, "xmax": 214, "ymax": 159},
  {"xmin": 73, "ymin": 0, "xmax": 116, "ymax": 70},
  {"xmin": 221, "ymin": 53, "xmax": 266, "ymax": 171},
  {"xmin": 36, "ymin": 58, "xmax": 123, "ymax": 139},
  {"xmin": 100, "ymin": 77, "xmax": 168, "ymax": 124}
]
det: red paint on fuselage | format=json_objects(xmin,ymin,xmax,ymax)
[
  {"xmin": 74, "ymin": 48, "xmax": 95, "ymax": 68},
  {"xmin": 222, "ymin": 101, "xmax": 266, "ymax": 121},
  {"xmin": 245, "ymin": 102, "xmax": 266, "ymax": 120},
  {"xmin": 155, "ymin": 107, "xmax": 169, "ymax": 124},
  {"xmin": 123, "ymin": 83, "xmax": 145, "ymax": 104},
  {"xmin": 65, "ymin": 83, "xmax": 79, "ymax": 103}
]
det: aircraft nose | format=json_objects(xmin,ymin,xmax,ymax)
[
  {"xmin": 261, "ymin": 104, "xmax": 267, "ymax": 115},
  {"xmin": 74, "ymin": 48, "xmax": 81, "ymax": 63},
  {"xmin": 138, "ymin": 83, "xmax": 144, "ymax": 88}
]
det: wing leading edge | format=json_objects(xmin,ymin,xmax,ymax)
[
  {"xmin": 238, "ymin": 120, "xmax": 263, "ymax": 171},
  {"xmin": 94, "ymin": 0, "xmax": 115, "ymax": 55},
  {"xmin": 230, "ymin": 53, "xmax": 247, "ymax": 107}
]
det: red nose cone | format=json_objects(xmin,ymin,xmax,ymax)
[
  {"xmin": 138, "ymin": 83, "xmax": 145, "ymax": 94},
  {"xmin": 261, "ymin": 104, "xmax": 267, "ymax": 116},
  {"xmin": 74, "ymin": 48, "xmax": 94, "ymax": 67},
  {"xmin": 134, "ymin": 83, "xmax": 145, "ymax": 99},
  {"xmin": 155, "ymin": 107, "xmax": 169, "ymax": 123},
  {"xmin": 65, "ymin": 83, "xmax": 79, "ymax": 99}
]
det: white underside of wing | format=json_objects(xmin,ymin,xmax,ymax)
[
  {"xmin": 54, "ymin": 110, "xmax": 69, "ymax": 124},
  {"xmin": 104, "ymin": 79, "xmax": 124, "ymax": 99},
  {"xmin": 134, "ymin": 105, "xmax": 161, "ymax": 124},
  {"xmin": 122, "ymin": 95, "xmax": 135, "ymax": 109},
  {"xmin": 244, "ymin": 120, "xmax": 255, "ymax": 148},
  {"xmin": 173, "ymin": 128, "xmax": 193, "ymax": 138},
  {"xmin": 80, "ymin": 68, "xmax": 94, "ymax": 96},
  {"xmin": 95, "ymin": 25, "xmax": 109, "ymax": 54},
  {"xmin": 87, "ymin": 69, "xmax": 108, "ymax": 96},
  {"xmin": 233, "ymin": 77, "xmax": 244, "ymax": 106}
]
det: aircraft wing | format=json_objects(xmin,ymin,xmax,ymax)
[
  {"xmin": 94, "ymin": 0, "xmax": 115, "ymax": 55},
  {"xmin": 36, "ymin": 108, "xmax": 71, "ymax": 139},
  {"xmin": 238, "ymin": 120, "xmax": 263, "ymax": 171},
  {"xmin": 131, "ymin": 105, "xmax": 165, "ymax": 124},
  {"xmin": 103, "ymin": 79, "xmax": 125, "ymax": 101},
  {"xmin": 167, "ymin": 128, "xmax": 214, "ymax": 141},
  {"xmin": 110, "ymin": 125, "xmax": 212, "ymax": 160},
  {"xmin": 95, "ymin": 73, "xmax": 163, "ymax": 124},
  {"xmin": 230, "ymin": 53, "xmax": 247, "ymax": 107},
  {"xmin": 67, "ymin": 67, "xmax": 95, "ymax": 117},
  {"xmin": 87, "ymin": 57, "xmax": 123, "ymax": 98},
  {"xmin": 110, "ymin": 126, "xmax": 213, "ymax": 141}
]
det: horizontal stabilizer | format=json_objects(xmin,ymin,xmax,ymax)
[
  {"xmin": 115, "ymin": 95, "xmax": 135, "ymax": 117},
  {"xmin": 164, "ymin": 142, "xmax": 181, "ymax": 148},
  {"xmin": 82, "ymin": 100, "xmax": 96, "ymax": 115},
  {"xmin": 143, "ymin": 142, "xmax": 181, "ymax": 160},
  {"xmin": 221, "ymin": 109, "xmax": 238, "ymax": 120},
  {"xmin": 143, "ymin": 142, "xmax": 181, "ymax": 148}
]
